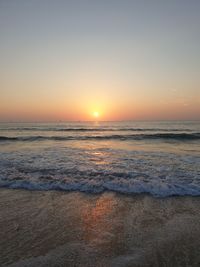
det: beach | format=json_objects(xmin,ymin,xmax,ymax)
[{"xmin": 0, "ymin": 188, "xmax": 199, "ymax": 267}]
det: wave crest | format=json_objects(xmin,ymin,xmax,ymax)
[{"xmin": 0, "ymin": 133, "xmax": 200, "ymax": 142}]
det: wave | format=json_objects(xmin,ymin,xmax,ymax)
[
  {"xmin": 0, "ymin": 177, "xmax": 200, "ymax": 197},
  {"xmin": 0, "ymin": 133, "xmax": 200, "ymax": 142},
  {"xmin": 0, "ymin": 127, "xmax": 196, "ymax": 132}
]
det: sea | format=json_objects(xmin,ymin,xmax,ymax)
[{"xmin": 0, "ymin": 121, "xmax": 200, "ymax": 197}]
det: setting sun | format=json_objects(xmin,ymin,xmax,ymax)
[{"xmin": 93, "ymin": 111, "xmax": 99, "ymax": 118}]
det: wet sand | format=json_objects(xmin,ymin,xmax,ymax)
[{"xmin": 0, "ymin": 189, "xmax": 200, "ymax": 267}]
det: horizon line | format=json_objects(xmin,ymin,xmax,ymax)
[{"xmin": 0, "ymin": 119, "xmax": 199, "ymax": 123}]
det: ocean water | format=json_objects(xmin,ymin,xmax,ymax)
[{"xmin": 0, "ymin": 121, "xmax": 200, "ymax": 197}]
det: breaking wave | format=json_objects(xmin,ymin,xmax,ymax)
[
  {"xmin": 0, "ymin": 133, "xmax": 200, "ymax": 142},
  {"xmin": 0, "ymin": 171, "xmax": 200, "ymax": 197}
]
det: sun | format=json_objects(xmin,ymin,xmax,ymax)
[{"xmin": 93, "ymin": 111, "xmax": 99, "ymax": 118}]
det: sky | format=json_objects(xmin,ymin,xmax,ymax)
[{"xmin": 0, "ymin": 0, "xmax": 200, "ymax": 121}]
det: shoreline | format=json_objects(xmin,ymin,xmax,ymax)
[
  {"xmin": 0, "ymin": 188, "xmax": 200, "ymax": 267},
  {"xmin": 1, "ymin": 185, "xmax": 200, "ymax": 198}
]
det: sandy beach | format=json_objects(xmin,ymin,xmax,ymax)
[{"xmin": 0, "ymin": 189, "xmax": 199, "ymax": 267}]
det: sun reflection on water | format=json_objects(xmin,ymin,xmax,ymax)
[
  {"xmin": 81, "ymin": 194, "xmax": 117, "ymax": 245},
  {"xmin": 89, "ymin": 151, "xmax": 108, "ymax": 165}
]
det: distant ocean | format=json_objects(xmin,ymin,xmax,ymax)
[{"xmin": 0, "ymin": 121, "xmax": 200, "ymax": 197}]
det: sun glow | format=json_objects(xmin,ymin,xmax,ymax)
[{"xmin": 93, "ymin": 111, "xmax": 99, "ymax": 118}]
